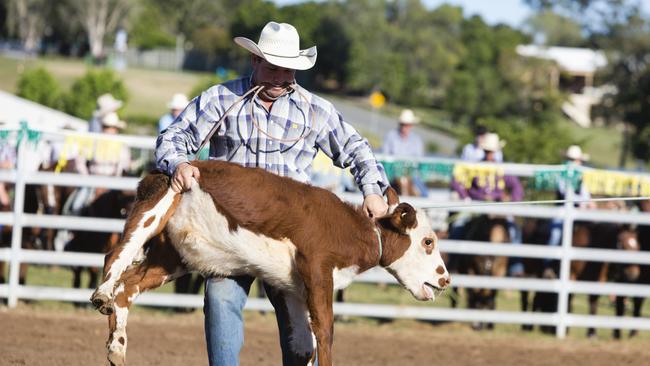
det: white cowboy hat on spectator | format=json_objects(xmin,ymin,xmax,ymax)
[
  {"xmin": 566, "ymin": 145, "xmax": 590, "ymax": 161},
  {"xmin": 167, "ymin": 93, "xmax": 189, "ymax": 110},
  {"xmin": 93, "ymin": 93, "xmax": 123, "ymax": 117},
  {"xmin": 100, "ymin": 112, "xmax": 126, "ymax": 129},
  {"xmin": 398, "ymin": 109, "xmax": 420, "ymax": 125},
  {"xmin": 234, "ymin": 21, "xmax": 317, "ymax": 71},
  {"xmin": 479, "ymin": 133, "xmax": 506, "ymax": 152}
]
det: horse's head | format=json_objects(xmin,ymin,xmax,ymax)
[
  {"xmin": 376, "ymin": 187, "xmax": 450, "ymax": 301},
  {"xmin": 619, "ymin": 229, "xmax": 641, "ymax": 282}
]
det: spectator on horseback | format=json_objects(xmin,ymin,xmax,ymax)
[
  {"xmin": 382, "ymin": 109, "xmax": 428, "ymax": 196},
  {"xmin": 543, "ymin": 145, "xmax": 593, "ymax": 278},
  {"xmin": 89, "ymin": 94, "xmax": 123, "ymax": 133},
  {"xmin": 158, "ymin": 93, "xmax": 189, "ymax": 133},
  {"xmin": 155, "ymin": 21, "xmax": 389, "ymax": 366},
  {"xmin": 460, "ymin": 125, "xmax": 503, "ymax": 162},
  {"xmin": 68, "ymin": 112, "xmax": 131, "ymax": 214},
  {"xmin": 450, "ymin": 133, "xmax": 525, "ymax": 275},
  {"xmin": 451, "ymin": 133, "xmax": 523, "ymax": 203},
  {"xmin": 382, "ymin": 109, "xmax": 424, "ymax": 157}
]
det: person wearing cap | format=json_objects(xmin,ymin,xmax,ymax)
[
  {"xmin": 460, "ymin": 125, "xmax": 503, "ymax": 162},
  {"xmin": 158, "ymin": 93, "xmax": 190, "ymax": 133},
  {"xmin": 89, "ymin": 94, "xmax": 123, "ymax": 133},
  {"xmin": 381, "ymin": 109, "xmax": 424, "ymax": 157},
  {"xmin": 155, "ymin": 21, "xmax": 389, "ymax": 365}
]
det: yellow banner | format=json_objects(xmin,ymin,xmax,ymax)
[{"xmin": 453, "ymin": 163, "xmax": 506, "ymax": 190}]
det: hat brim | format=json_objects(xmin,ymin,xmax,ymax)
[
  {"xmin": 168, "ymin": 102, "xmax": 187, "ymax": 109},
  {"xmin": 566, "ymin": 153, "xmax": 590, "ymax": 161},
  {"xmin": 93, "ymin": 101, "xmax": 123, "ymax": 117},
  {"xmin": 234, "ymin": 37, "xmax": 317, "ymax": 71},
  {"xmin": 481, "ymin": 141, "xmax": 507, "ymax": 152},
  {"xmin": 102, "ymin": 120, "xmax": 126, "ymax": 129}
]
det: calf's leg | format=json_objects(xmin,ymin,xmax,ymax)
[
  {"xmin": 92, "ymin": 176, "xmax": 180, "ymax": 314},
  {"xmin": 300, "ymin": 263, "xmax": 334, "ymax": 366},
  {"xmin": 106, "ymin": 235, "xmax": 187, "ymax": 366}
]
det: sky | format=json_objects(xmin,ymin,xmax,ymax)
[{"xmin": 271, "ymin": 0, "xmax": 650, "ymax": 28}]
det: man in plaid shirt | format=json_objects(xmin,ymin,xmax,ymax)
[{"xmin": 156, "ymin": 21, "xmax": 389, "ymax": 365}]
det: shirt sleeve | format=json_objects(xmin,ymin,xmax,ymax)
[
  {"xmin": 505, "ymin": 175, "xmax": 524, "ymax": 201},
  {"xmin": 155, "ymin": 87, "xmax": 225, "ymax": 175},
  {"xmin": 314, "ymin": 103, "xmax": 389, "ymax": 197}
]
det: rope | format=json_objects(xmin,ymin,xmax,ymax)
[
  {"xmin": 248, "ymin": 84, "xmax": 312, "ymax": 143},
  {"xmin": 194, "ymin": 85, "xmax": 263, "ymax": 161},
  {"xmin": 373, "ymin": 227, "xmax": 383, "ymax": 265},
  {"xmin": 194, "ymin": 83, "xmax": 312, "ymax": 160},
  {"xmin": 420, "ymin": 196, "xmax": 650, "ymax": 210}
]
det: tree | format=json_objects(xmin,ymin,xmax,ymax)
[
  {"xmin": 524, "ymin": 0, "xmax": 650, "ymax": 165},
  {"xmin": 128, "ymin": 0, "xmax": 176, "ymax": 50},
  {"xmin": 16, "ymin": 68, "xmax": 62, "ymax": 109},
  {"xmin": 63, "ymin": 69, "xmax": 128, "ymax": 119},
  {"xmin": 66, "ymin": 0, "xmax": 131, "ymax": 59},
  {"xmin": 523, "ymin": 10, "xmax": 585, "ymax": 46},
  {"xmin": 340, "ymin": 0, "xmax": 465, "ymax": 106},
  {"xmin": 6, "ymin": 0, "xmax": 53, "ymax": 53}
]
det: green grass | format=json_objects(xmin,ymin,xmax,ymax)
[{"xmin": 6, "ymin": 265, "xmax": 648, "ymax": 339}]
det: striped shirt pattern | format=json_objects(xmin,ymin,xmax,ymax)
[{"xmin": 155, "ymin": 77, "xmax": 388, "ymax": 196}]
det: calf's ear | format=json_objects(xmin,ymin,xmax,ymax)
[
  {"xmin": 390, "ymin": 203, "xmax": 417, "ymax": 234},
  {"xmin": 385, "ymin": 186, "xmax": 399, "ymax": 212}
]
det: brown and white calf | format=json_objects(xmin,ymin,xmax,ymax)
[{"xmin": 91, "ymin": 160, "xmax": 450, "ymax": 366}]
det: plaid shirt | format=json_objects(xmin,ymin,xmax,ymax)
[{"xmin": 155, "ymin": 77, "xmax": 388, "ymax": 196}]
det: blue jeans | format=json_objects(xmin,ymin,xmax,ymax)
[{"xmin": 204, "ymin": 275, "xmax": 316, "ymax": 366}]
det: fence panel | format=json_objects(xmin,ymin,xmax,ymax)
[{"xmin": 1, "ymin": 129, "xmax": 650, "ymax": 338}]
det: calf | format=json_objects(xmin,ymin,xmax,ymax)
[{"xmin": 91, "ymin": 160, "xmax": 450, "ymax": 366}]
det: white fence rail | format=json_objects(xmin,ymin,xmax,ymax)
[{"xmin": 1, "ymin": 129, "xmax": 650, "ymax": 338}]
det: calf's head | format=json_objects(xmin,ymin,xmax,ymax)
[{"xmin": 376, "ymin": 188, "xmax": 450, "ymax": 301}]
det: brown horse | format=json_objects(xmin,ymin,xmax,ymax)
[
  {"xmin": 64, "ymin": 189, "xmax": 135, "ymax": 291},
  {"xmin": 456, "ymin": 215, "xmax": 510, "ymax": 330}
]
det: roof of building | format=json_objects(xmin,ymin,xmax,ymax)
[{"xmin": 516, "ymin": 45, "xmax": 607, "ymax": 74}]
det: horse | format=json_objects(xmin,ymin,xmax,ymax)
[
  {"xmin": 64, "ymin": 189, "xmax": 135, "ymax": 291},
  {"xmin": 455, "ymin": 214, "xmax": 511, "ymax": 330}
]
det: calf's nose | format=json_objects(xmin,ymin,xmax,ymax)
[{"xmin": 438, "ymin": 275, "xmax": 451, "ymax": 288}]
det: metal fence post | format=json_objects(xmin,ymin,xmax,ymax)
[
  {"xmin": 556, "ymin": 166, "xmax": 576, "ymax": 338},
  {"xmin": 7, "ymin": 134, "xmax": 26, "ymax": 307}
]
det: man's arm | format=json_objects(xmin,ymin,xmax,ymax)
[
  {"xmin": 314, "ymin": 102, "xmax": 389, "ymax": 216},
  {"xmin": 314, "ymin": 103, "xmax": 389, "ymax": 196},
  {"xmin": 155, "ymin": 86, "xmax": 225, "ymax": 177}
]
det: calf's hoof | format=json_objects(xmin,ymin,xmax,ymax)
[
  {"xmin": 90, "ymin": 291, "xmax": 114, "ymax": 315},
  {"xmin": 108, "ymin": 350, "xmax": 125, "ymax": 366}
]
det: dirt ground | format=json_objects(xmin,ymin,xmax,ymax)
[{"xmin": 2, "ymin": 306, "xmax": 650, "ymax": 366}]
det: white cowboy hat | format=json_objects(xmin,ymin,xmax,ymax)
[
  {"xmin": 234, "ymin": 21, "xmax": 317, "ymax": 71},
  {"xmin": 479, "ymin": 133, "xmax": 506, "ymax": 152},
  {"xmin": 566, "ymin": 145, "xmax": 590, "ymax": 161},
  {"xmin": 100, "ymin": 112, "xmax": 126, "ymax": 129},
  {"xmin": 93, "ymin": 93, "xmax": 123, "ymax": 117},
  {"xmin": 167, "ymin": 93, "xmax": 189, "ymax": 110},
  {"xmin": 398, "ymin": 109, "xmax": 419, "ymax": 125}
]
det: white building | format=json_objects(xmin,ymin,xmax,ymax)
[{"xmin": 516, "ymin": 45, "xmax": 608, "ymax": 127}]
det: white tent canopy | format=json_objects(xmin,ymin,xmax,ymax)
[{"xmin": 0, "ymin": 90, "xmax": 87, "ymax": 132}]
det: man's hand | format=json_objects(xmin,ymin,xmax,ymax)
[
  {"xmin": 362, "ymin": 194, "xmax": 388, "ymax": 218},
  {"xmin": 171, "ymin": 162, "xmax": 200, "ymax": 193}
]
